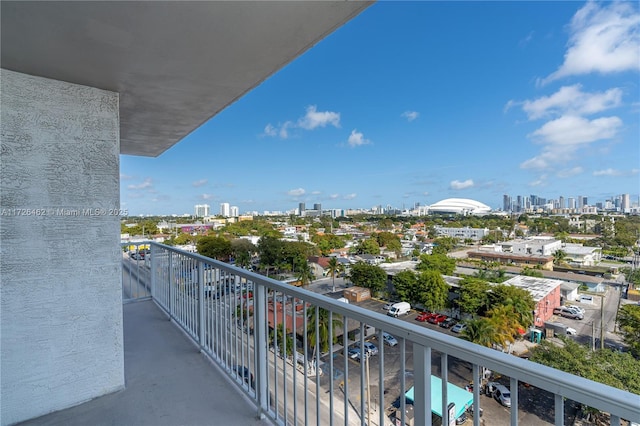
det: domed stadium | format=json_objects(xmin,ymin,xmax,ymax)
[{"xmin": 428, "ymin": 198, "xmax": 492, "ymax": 216}]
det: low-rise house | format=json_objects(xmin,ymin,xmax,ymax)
[{"xmin": 502, "ymin": 276, "xmax": 562, "ymax": 328}]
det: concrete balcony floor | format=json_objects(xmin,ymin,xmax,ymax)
[{"xmin": 20, "ymin": 300, "xmax": 268, "ymax": 426}]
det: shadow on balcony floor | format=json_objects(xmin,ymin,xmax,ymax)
[{"xmin": 20, "ymin": 300, "xmax": 268, "ymax": 426}]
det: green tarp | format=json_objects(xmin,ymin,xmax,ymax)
[{"xmin": 405, "ymin": 376, "xmax": 474, "ymax": 420}]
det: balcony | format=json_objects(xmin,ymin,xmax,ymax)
[{"xmin": 28, "ymin": 243, "xmax": 640, "ymax": 425}]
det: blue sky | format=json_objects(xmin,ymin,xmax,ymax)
[{"xmin": 121, "ymin": 1, "xmax": 640, "ymax": 216}]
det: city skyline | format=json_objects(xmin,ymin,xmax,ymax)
[{"xmin": 120, "ymin": 1, "xmax": 640, "ymax": 216}]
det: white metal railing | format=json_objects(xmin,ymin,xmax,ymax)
[{"xmin": 122, "ymin": 242, "xmax": 640, "ymax": 426}]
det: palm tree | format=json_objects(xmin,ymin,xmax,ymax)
[
  {"xmin": 295, "ymin": 260, "xmax": 314, "ymax": 289},
  {"xmin": 306, "ymin": 306, "xmax": 343, "ymax": 359},
  {"xmin": 326, "ymin": 257, "xmax": 340, "ymax": 292},
  {"xmin": 461, "ymin": 318, "xmax": 496, "ymax": 348},
  {"xmin": 269, "ymin": 324, "xmax": 293, "ymax": 357},
  {"xmin": 553, "ymin": 249, "xmax": 567, "ymax": 265}
]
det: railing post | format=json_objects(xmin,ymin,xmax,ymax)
[
  {"xmin": 441, "ymin": 353, "xmax": 449, "ymax": 426},
  {"xmin": 511, "ymin": 376, "xmax": 518, "ymax": 426},
  {"xmin": 198, "ymin": 260, "xmax": 205, "ymax": 350},
  {"xmin": 254, "ymin": 281, "xmax": 268, "ymax": 418},
  {"xmin": 413, "ymin": 343, "xmax": 431, "ymax": 426},
  {"xmin": 168, "ymin": 251, "xmax": 174, "ymax": 319},
  {"xmin": 554, "ymin": 394, "xmax": 564, "ymax": 426},
  {"xmin": 150, "ymin": 243, "xmax": 156, "ymax": 298}
]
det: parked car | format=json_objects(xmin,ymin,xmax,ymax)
[
  {"xmin": 232, "ymin": 365, "xmax": 254, "ymax": 389},
  {"xmin": 451, "ymin": 323, "xmax": 467, "ymax": 333},
  {"xmin": 363, "ymin": 342, "xmax": 378, "ymax": 356},
  {"xmin": 416, "ymin": 311, "xmax": 433, "ymax": 322},
  {"xmin": 553, "ymin": 306, "xmax": 583, "ymax": 320},
  {"xmin": 486, "ymin": 382, "xmax": 511, "ymax": 407},
  {"xmin": 382, "ymin": 302, "xmax": 394, "ymax": 311},
  {"xmin": 566, "ymin": 305, "xmax": 585, "ymax": 314},
  {"xmin": 381, "ymin": 332, "xmax": 398, "ymax": 347},
  {"xmin": 428, "ymin": 314, "xmax": 448, "ymax": 325},
  {"xmin": 440, "ymin": 318, "xmax": 457, "ymax": 329},
  {"xmin": 347, "ymin": 347, "xmax": 369, "ymax": 363}
]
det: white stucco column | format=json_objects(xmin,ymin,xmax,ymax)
[{"xmin": 0, "ymin": 69, "xmax": 124, "ymax": 425}]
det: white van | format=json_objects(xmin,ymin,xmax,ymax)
[{"xmin": 387, "ymin": 302, "xmax": 411, "ymax": 317}]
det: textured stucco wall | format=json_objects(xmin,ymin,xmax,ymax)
[{"xmin": 0, "ymin": 69, "xmax": 124, "ymax": 425}]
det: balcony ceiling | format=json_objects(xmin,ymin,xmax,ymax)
[{"xmin": 1, "ymin": 1, "xmax": 372, "ymax": 157}]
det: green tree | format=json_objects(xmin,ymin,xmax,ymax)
[
  {"xmin": 617, "ymin": 304, "xmax": 640, "ymax": 358},
  {"xmin": 457, "ymin": 277, "xmax": 491, "ymax": 317},
  {"xmin": 489, "ymin": 284, "xmax": 535, "ymax": 329},
  {"xmin": 432, "ymin": 236, "xmax": 457, "ymax": 253},
  {"xmin": 196, "ymin": 236, "xmax": 232, "ymax": 261},
  {"xmin": 415, "ymin": 270, "xmax": 449, "ymax": 311},
  {"xmin": 348, "ymin": 262, "xmax": 387, "ymax": 294},
  {"xmin": 269, "ymin": 324, "xmax": 294, "ymax": 357},
  {"xmin": 356, "ymin": 238, "xmax": 381, "ymax": 255},
  {"xmin": 552, "ymin": 249, "xmax": 567, "ymax": 265},
  {"xmin": 376, "ymin": 231, "xmax": 402, "ymax": 256},
  {"xmin": 392, "ymin": 270, "xmax": 419, "ymax": 304},
  {"xmin": 306, "ymin": 307, "xmax": 343, "ymax": 358},
  {"xmin": 521, "ymin": 267, "xmax": 544, "ymax": 278},
  {"xmin": 416, "ymin": 253, "xmax": 456, "ymax": 275},
  {"xmin": 531, "ymin": 338, "xmax": 640, "ymax": 395},
  {"xmin": 231, "ymin": 238, "xmax": 256, "ymax": 269},
  {"xmin": 295, "ymin": 260, "xmax": 314, "ymax": 288},
  {"xmin": 461, "ymin": 318, "xmax": 496, "ymax": 348}
]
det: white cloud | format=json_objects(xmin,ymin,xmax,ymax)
[
  {"xmin": 311, "ymin": 191, "xmax": 321, "ymax": 195},
  {"xmin": 401, "ymin": 111, "xmax": 419, "ymax": 122},
  {"xmin": 347, "ymin": 129, "xmax": 371, "ymax": 147},
  {"xmin": 127, "ymin": 177, "xmax": 153, "ymax": 190},
  {"xmin": 450, "ymin": 179, "xmax": 474, "ymax": 190},
  {"xmin": 520, "ymin": 85, "xmax": 622, "ymax": 120},
  {"xmin": 297, "ymin": 105, "xmax": 340, "ymax": 130},
  {"xmin": 120, "ymin": 173, "xmax": 134, "ymax": 180},
  {"xmin": 556, "ymin": 166, "xmax": 584, "ymax": 178},
  {"xmin": 264, "ymin": 124, "xmax": 277, "ymax": 137},
  {"xmin": 192, "ymin": 179, "xmax": 208, "ymax": 187},
  {"xmin": 519, "ymin": 31, "xmax": 535, "ymax": 47},
  {"xmin": 529, "ymin": 115, "xmax": 622, "ymax": 146},
  {"xmin": 280, "ymin": 121, "xmax": 293, "ymax": 139},
  {"xmin": 200, "ymin": 193, "xmax": 214, "ymax": 200},
  {"xmin": 593, "ymin": 168, "xmax": 621, "ymax": 176},
  {"xmin": 329, "ymin": 194, "xmax": 339, "ymax": 200},
  {"xmin": 529, "ymin": 174, "xmax": 548, "ymax": 187},
  {"xmin": 343, "ymin": 193, "xmax": 357, "ymax": 200},
  {"xmin": 542, "ymin": 2, "xmax": 640, "ymax": 84},
  {"xmin": 287, "ymin": 188, "xmax": 306, "ymax": 197}
]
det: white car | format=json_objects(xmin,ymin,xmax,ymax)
[
  {"xmin": 565, "ymin": 327, "xmax": 577, "ymax": 336},
  {"xmin": 566, "ymin": 305, "xmax": 585, "ymax": 314},
  {"xmin": 451, "ymin": 323, "xmax": 467, "ymax": 333},
  {"xmin": 381, "ymin": 332, "xmax": 398, "ymax": 347}
]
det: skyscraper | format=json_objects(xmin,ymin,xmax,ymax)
[
  {"xmin": 503, "ymin": 194, "xmax": 511, "ymax": 212},
  {"xmin": 194, "ymin": 204, "xmax": 210, "ymax": 217},
  {"xmin": 621, "ymin": 194, "xmax": 630, "ymax": 212},
  {"xmin": 220, "ymin": 202, "xmax": 230, "ymax": 217},
  {"xmin": 230, "ymin": 206, "xmax": 239, "ymax": 217},
  {"xmin": 558, "ymin": 196, "xmax": 565, "ymax": 209},
  {"xmin": 568, "ymin": 197, "xmax": 576, "ymax": 210},
  {"xmin": 298, "ymin": 203, "xmax": 305, "ymax": 216}
]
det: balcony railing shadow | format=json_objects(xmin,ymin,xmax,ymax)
[{"xmin": 19, "ymin": 299, "xmax": 268, "ymax": 426}]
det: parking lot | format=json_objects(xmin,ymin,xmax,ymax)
[{"xmin": 321, "ymin": 297, "xmax": 578, "ymax": 425}]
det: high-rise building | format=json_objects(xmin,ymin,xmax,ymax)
[
  {"xmin": 220, "ymin": 202, "xmax": 230, "ymax": 217},
  {"xmin": 582, "ymin": 196, "xmax": 588, "ymax": 207},
  {"xmin": 298, "ymin": 203, "xmax": 306, "ymax": 216},
  {"xmin": 621, "ymin": 193, "xmax": 630, "ymax": 212},
  {"xmin": 313, "ymin": 203, "xmax": 322, "ymax": 212},
  {"xmin": 503, "ymin": 194, "xmax": 511, "ymax": 212},
  {"xmin": 568, "ymin": 197, "xmax": 576, "ymax": 210},
  {"xmin": 194, "ymin": 204, "xmax": 210, "ymax": 217},
  {"xmin": 558, "ymin": 196, "xmax": 565, "ymax": 209},
  {"xmin": 577, "ymin": 196, "xmax": 584, "ymax": 210},
  {"xmin": 230, "ymin": 206, "xmax": 239, "ymax": 217}
]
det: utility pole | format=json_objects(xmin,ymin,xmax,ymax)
[{"xmin": 600, "ymin": 293, "xmax": 605, "ymax": 350}]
